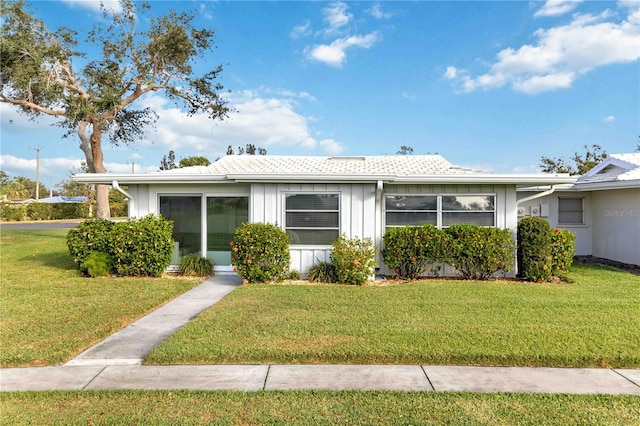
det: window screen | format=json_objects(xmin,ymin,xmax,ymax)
[
  {"xmin": 285, "ymin": 193, "xmax": 340, "ymax": 245},
  {"xmin": 558, "ymin": 198, "xmax": 584, "ymax": 224}
]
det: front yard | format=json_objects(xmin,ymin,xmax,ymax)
[{"xmin": 147, "ymin": 264, "xmax": 640, "ymax": 367}]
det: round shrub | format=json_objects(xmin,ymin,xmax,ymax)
[
  {"xmin": 231, "ymin": 222, "xmax": 290, "ymax": 283},
  {"xmin": 67, "ymin": 219, "xmax": 115, "ymax": 270},
  {"xmin": 382, "ymin": 225, "xmax": 444, "ymax": 280},
  {"xmin": 180, "ymin": 254, "xmax": 214, "ymax": 277},
  {"xmin": 551, "ymin": 228, "xmax": 575, "ymax": 274},
  {"xmin": 110, "ymin": 215, "xmax": 174, "ymax": 277},
  {"xmin": 330, "ymin": 234, "xmax": 377, "ymax": 285},
  {"xmin": 443, "ymin": 225, "xmax": 515, "ymax": 280},
  {"xmin": 517, "ymin": 216, "xmax": 553, "ymax": 282},
  {"xmin": 81, "ymin": 251, "xmax": 114, "ymax": 278}
]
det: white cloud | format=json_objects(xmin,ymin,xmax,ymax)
[
  {"xmin": 322, "ymin": 2, "xmax": 353, "ymax": 35},
  {"xmin": 401, "ymin": 91, "xmax": 417, "ymax": 101},
  {"xmin": 319, "ymin": 139, "xmax": 345, "ymax": 155},
  {"xmin": 445, "ymin": 7, "xmax": 640, "ymax": 94},
  {"xmin": 0, "ymin": 154, "xmax": 84, "ymax": 183},
  {"xmin": 305, "ymin": 32, "xmax": 381, "ymax": 67},
  {"xmin": 136, "ymin": 90, "xmax": 339, "ymax": 156},
  {"xmin": 368, "ymin": 3, "xmax": 393, "ymax": 20},
  {"xmin": 534, "ymin": 0, "xmax": 584, "ymax": 18},
  {"xmin": 603, "ymin": 115, "xmax": 616, "ymax": 122},
  {"xmin": 290, "ymin": 20, "xmax": 312, "ymax": 39},
  {"xmin": 61, "ymin": 0, "xmax": 122, "ymax": 13}
]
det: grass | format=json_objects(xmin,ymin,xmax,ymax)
[
  {"xmin": 0, "ymin": 228, "xmax": 201, "ymax": 367},
  {"xmin": 147, "ymin": 265, "xmax": 640, "ymax": 368},
  {"xmin": 1, "ymin": 390, "xmax": 639, "ymax": 425}
]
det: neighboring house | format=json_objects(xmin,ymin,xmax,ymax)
[
  {"xmin": 517, "ymin": 153, "xmax": 640, "ymax": 267},
  {"xmin": 36, "ymin": 196, "xmax": 89, "ymax": 203},
  {"xmin": 74, "ymin": 155, "xmax": 575, "ymax": 276}
]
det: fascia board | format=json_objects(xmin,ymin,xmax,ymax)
[
  {"xmin": 72, "ymin": 173, "xmax": 230, "ymax": 184},
  {"xmin": 392, "ymin": 174, "xmax": 577, "ymax": 185},
  {"xmin": 572, "ymin": 180, "xmax": 640, "ymax": 191}
]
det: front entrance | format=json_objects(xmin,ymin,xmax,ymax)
[{"xmin": 160, "ymin": 195, "xmax": 249, "ymax": 268}]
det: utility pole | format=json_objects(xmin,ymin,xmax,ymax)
[{"xmin": 35, "ymin": 148, "xmax": 40, "ymax": 201}]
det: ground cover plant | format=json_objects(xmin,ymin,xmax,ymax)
[
  {"xmin": 0, "ymin": 229, "xmax": 200, "ymax": 367},
  {"xmin": 147, "ymin": 264, "xmax": 640, "ymax": 367},
  {"xmin": 1, "ymin": 390, "xmax": 639, "ymax": 425}
]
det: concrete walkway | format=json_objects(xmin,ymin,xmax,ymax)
[{"xmin": 1, "ymin": 274, "xmax": 639, "ymax": 395}]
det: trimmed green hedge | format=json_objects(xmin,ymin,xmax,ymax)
[
  {"xmin": 382, "ymin": 225, "xmax": 444, "ymax": 280},
  {"xmin": 231, "ymin": 222, "xmax": 290, "ymax": 283}
]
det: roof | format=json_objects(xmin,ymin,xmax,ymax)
[
  {"xmin": 73, "ymin": 155, "xmax": 576, "ymax": 186},
  {"xmin": 37, "ymin": 196, "xmax": 89, "ymax": 203},
  {"xmin": 574, "ymin": 153, "xmax": 640, "ymax": 190}
]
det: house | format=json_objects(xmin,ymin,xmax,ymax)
[
  {"xmin": 517, "ymin": 153, "xmax": 640, "ymax": 267},
  {"xmin": 74, "ymin": 155, "xmax": 576, "ymax": 276}
]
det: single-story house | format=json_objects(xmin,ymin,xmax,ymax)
[
  {"xmin": 517, "ymin": 153, "xmax": 640, "ymax": 267},
  {"xmin": 74, "ymin": 155, "xmax": 577, "ymax": 276}
]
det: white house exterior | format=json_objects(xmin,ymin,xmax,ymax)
[
  {"xmin": 517, "ymin": 153, "xmax": 640, "ymax": 267},
  {"xmin": 74, "ymin": 155, "xmax": 576, "ymax": 276}
]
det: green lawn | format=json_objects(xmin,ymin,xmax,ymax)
[
  {"xmin": 147, "ymin": 265, "xmax": 640, "ymax": 368},
  {"xmin": 0, "ymin": 229, "xmax": 200, "ymax": 367},
  {"xmin": 1, "ymin": 390, "xmax": 639, "ymax": 425}
]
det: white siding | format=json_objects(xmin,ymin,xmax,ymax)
[{"xmin": 591, "ymin": 188, "xmax": 640, "ymax": 266}]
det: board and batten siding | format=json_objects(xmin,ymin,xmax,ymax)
[{"xmin": 250, "ymin": 183, "xmax": 377, "ymax": 275}]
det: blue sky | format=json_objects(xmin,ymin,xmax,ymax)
[{"xmin": 1, "ymin": 0, "xmax": 639, "ymax": 188}]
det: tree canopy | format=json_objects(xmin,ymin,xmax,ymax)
[
  {"xmin": 540, "ymin": 144, "xmax": 607, "ymax": 175},
  {"xmin": 1, "ymin": 0, "xmax": 230, "ymax": 218},
  {"xmin": 160, "ymin": 150, "xmax": 211, "ymax": 169}
]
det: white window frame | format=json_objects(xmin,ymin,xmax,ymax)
[
  {"xmin": 283, "ymin": 192, "xmax": 341, "ymax": 246},
  {"xmin": 384, "ymin": 194, "xmax": 497, "ymax": 229},
  {"xmin": 558, "ymin": 197, "xmax": 584, "ymax": 225}
]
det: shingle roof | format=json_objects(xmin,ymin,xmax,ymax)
[
  {"xmin": 577, "ymin": 153, "xmax": 640, "ymax": 184},
  {"xmin": 196, "ymin": 155, "xmax": 481, "ymax": 176}
]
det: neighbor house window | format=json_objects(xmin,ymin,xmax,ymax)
[
  {"xmin": 285, "ymin": 193, "xmax": 340, "ymax": 245},
  {"xmin": 385, "ymin": 194, "xmax": 496, "ymax": 229},
  {"xmin": 558, "ymin": 197, "xmax": 584, "ymax": 225}
]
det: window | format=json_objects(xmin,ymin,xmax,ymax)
[
  {"xmin": 442, "ymin": 195, "xmax": 495, "ymax": 227},
  {"xmin": 285, "ymin": 193, "xmax": 339, "ymax": 245},
  {"xmin": 159, "ymin": 195, "xmax": 202, "ymax": 261},
  {"xmin": 558, "ymin": 197, "xmax": 584, "ymax": 225},
  {"xmin": 385, "ymin": 195, "xmax": 437, "ymax": 227},
  {"xmin": 385, "ymin": 194, "xmax": 496, "ymax": 229}
]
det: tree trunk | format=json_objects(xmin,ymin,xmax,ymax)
[{"xmin": 78, "ymin": 122, "xmax": 111, "ymax": 219}]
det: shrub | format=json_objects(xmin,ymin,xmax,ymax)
[
  {"xmin": 81, "ymin": 252, "xmax": 115, "ymax": 278},
  {"xmin": 286, "ymin": 269, "xmax": 301, "ymax": 280},
  {"xmin": 180, "ymin": 254, "xmax": 214, "ymax": 277},
  {"xmin": 26, "ymin": 203, "xmax": 52, "ymax": 220},
  {"xmin": 382, "ymin": 225, "xmax": 444, "ymax": 280},
  {"xmin": 110, "ymin": 203, "xmax": 128, "ymax": 218},
  {"xmin": 517, "ymin": 217, "xmax": 553, "ymax": 282},
  {"xmin": 307, "ymin": 260, "xmax": 338, "ymax": 283},
  {"xmin": 443, "ymin": 225, "xmax": 515, "ymax": 280},
  {"xmin": 231, "ymin": 222, "xmax": 290, "ymax": 283},
  {"xmin": 551, "ymin": 228, "xmax": 575, "ymax": 274},
  {"xmin": 0, "ymin": 203, "xmax": 26, "ymax": 221},
  {"xmin": 110, "ymin": 215, "xmax": 174, "ymax": 277},
  {"xmin": 67, "ymin": 219, "xmax": 115, "ymax": 270},
  {"xmin": 330, "ymin": 234, "xmax": 377, "ymax": 285}
]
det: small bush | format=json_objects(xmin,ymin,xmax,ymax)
[
  {"xmin": 231, "ymin": 222, "xmax": 290, "ymax": 283},
  {"xmin": 81, "ymin": 252, "xmax": 114, "ymax": 278},
  {"xmin": 443, "ymin": 225, "xmax": 515, "ymax": 280},
  {"xmin": 382, "ymin": 225, "xmax": 444, "ymax": 280},
  {"xmin": 285, "ymin": 269, "xmax": 301, "ymax": 280},
  {"xmin": 67, "ymin": 219, "xmax": 115, "ymax": 270},
  {"xmin": 551, "ymin": 228, "xmax": 575, "ymax": 274},
  {"xmin": 330, "ymin": 234, "xmax": 376, "ymax": 285},
  {"xmin": 110, "ymin": 203, "xmax": 128, "ymax": 218},
  {"xmin": 307, "ymin": 260, "xmax": 338, "ymax": 283},
  {"xmin": 518, "ymin": 217, "xmax": 553, "ymax": 282},
  {"xmin": 26, "ymin": 203, "xmax": 52, "ymax": 220},
  {"xmin": 0, "ymin": 203, "xmax": 26, "ymax": 221},
  {"xmin": 110, "ymin": 215, "xmax": 174, "ymax": 277},
  {"xmin": 180, "ymin": 254, "xmax": 214, "ymax": 277}
]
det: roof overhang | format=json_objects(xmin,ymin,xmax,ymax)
[{"xmin": 73, "ymin": 172, "xmax": 577, "ymax": 186}]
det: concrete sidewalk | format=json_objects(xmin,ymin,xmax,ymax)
[
  {"xmin": 1, "ymin": 274, "xmax": 639, "ymax": 394},
  {"xmin": 2, "ymin": 364, "xmax": 639, "ymax": 394}
]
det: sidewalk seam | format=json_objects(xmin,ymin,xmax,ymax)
[
  {"xmin": 420, "ymin": 365, "xmax": 435, "ymax": 391},
  {"xmin": 262, "ymin": 365, "xmax": 271, "ymax": 390},
  {"xmin": 82, "ymin": 366, "xmax": 107, "ymax": 390},
  {"xmin": 611, "ymin": 368, "xmax": 640, "ymax": 389}
]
